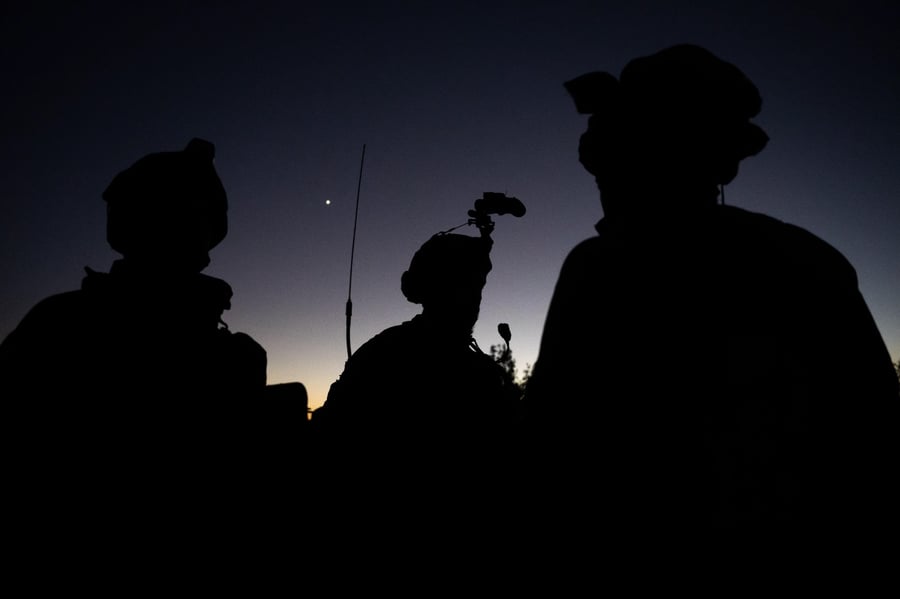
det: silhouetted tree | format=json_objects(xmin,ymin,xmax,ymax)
[
  {"xmin": 895, "ymin": 359, "xmax": 900, "ymax": 388},
  {"xmin": 489, "ymin": 342, "xmax": 530, "ymax": 398},
  {"xmin": 490, "ymin": 343, "xmax": 516, "ymax": 387}
]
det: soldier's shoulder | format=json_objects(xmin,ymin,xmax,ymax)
[
  {"xmin": 356, "ymin": 321, "xmax": 418, "ymax": 353},
  {"xmin": 722, "ymin": 206, "xmax": 858, "ymax": 285},
  {"xmin": 17, "ymin": 289, "xmax": 89, "ymax": 326},
  {"xmin": 1, "ymin": 289, "xmax": 89, "ymax": 356},
  {"xmin": 224, "ymin": 330, "xmax": 267, "ymax": 356}
]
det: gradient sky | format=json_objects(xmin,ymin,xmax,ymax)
[{"xmin": 2, "ymin": 1, "xmax": 898, "ymax": 411}]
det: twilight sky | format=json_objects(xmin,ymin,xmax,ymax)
[{"xmin": 2, "ymin": 1, "xmax": 898, "ymax": 410}]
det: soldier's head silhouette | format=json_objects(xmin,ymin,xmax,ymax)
[
  {"xmin": 565, "ymin": 44, "xmax": 769, "ymax": 217},
  {"xmin": 102, "ymin": 138, "xmax": 228, "ymax": 274},
  {"xmin": 401, "ymin": 232, "xmax": 493, "ymax": 335}
]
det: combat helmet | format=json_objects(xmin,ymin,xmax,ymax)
[
  {"xmin": 401, "ymin": 233, "xmax": 493, "ymax": 305},
  {"xmin": 102, "ymin": 138, "xmax": 228, "ymax": 269},
  {"xmin": 565, "ymin": 44, "xmax": 769, "ymax": 195}
]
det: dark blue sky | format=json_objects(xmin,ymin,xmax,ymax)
[{"xmin": 2, "ymin": 1, "xmax": 898, "ymax": 409}]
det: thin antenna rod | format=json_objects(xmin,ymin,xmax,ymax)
[{"xmin": 346, "ymin": 143, "xmax": 366, "ymax": 361}]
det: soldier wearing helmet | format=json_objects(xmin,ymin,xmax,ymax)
[
  {"xmin": 311, "ymin": 229, "xmax": 520, "ymax": 513},
  {"xmin": 1, "ymin": 139, "xmax": 268, "ymax": 494},
  {"xmin": 1, "ymin": 138, "xmax": 266, "ymax": 400},
  {"xmin": 522, "ymin": 44, "xmax": 899, "ymax": 535}
]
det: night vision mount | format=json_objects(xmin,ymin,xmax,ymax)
[{"xmin": 440, "ymin": 191, "xmax": 526, "ymax": 238}]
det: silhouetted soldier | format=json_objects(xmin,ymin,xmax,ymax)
[
  {"xmin": 522, "ymin": 44, "xmax": 899, "ymax": 537},
  {"xmin": 1, "ymin": 139, "xmax": 271, "ymax": 546},
  {"xmin": 310, "ymin": 230, "xmax": 521, "ymax": 531},
  {"xmin": 1, "ymin": 137, "xmax": 266, "ymax": 404}
]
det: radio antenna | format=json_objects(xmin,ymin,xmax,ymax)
[{"xmin": 346, "ymin": 143, "xmax": 366, "ymax": 361}]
